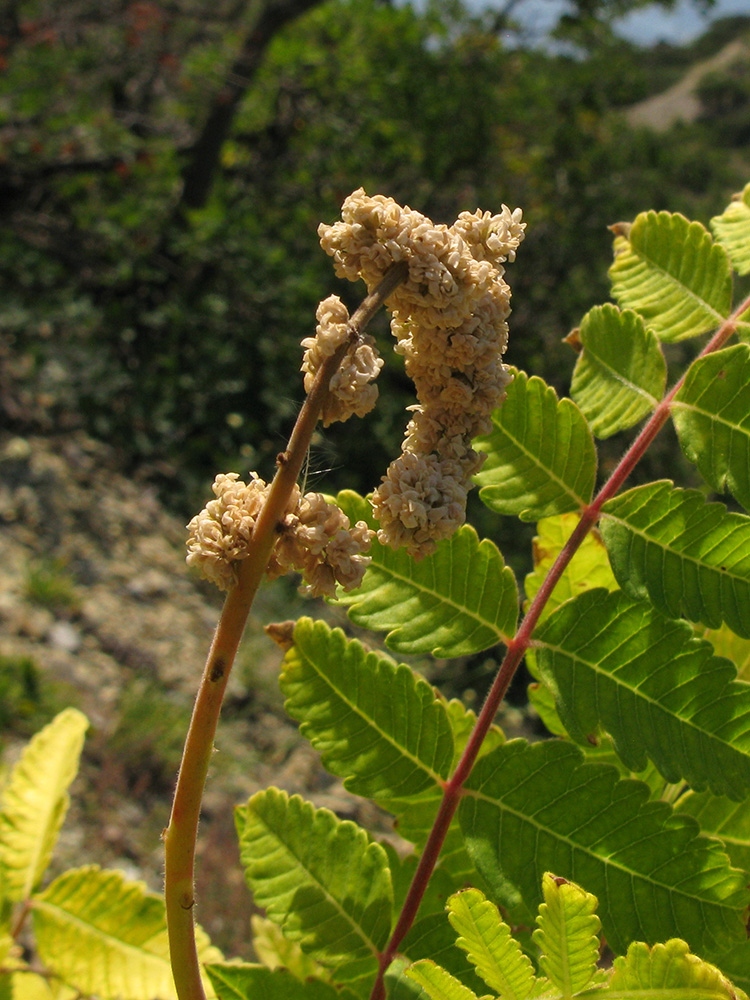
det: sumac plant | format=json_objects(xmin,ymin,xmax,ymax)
[{"xmin": 3, "ymin": 184, "xmax": 750, "ymax": 1000}]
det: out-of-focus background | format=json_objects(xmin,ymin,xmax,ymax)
[{"xmin": 1, "ymin": 0, "xmax": 749, "ymax": 954}]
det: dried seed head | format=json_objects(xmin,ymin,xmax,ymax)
[{"xmin": 187, "ymin": 474, "xmax": 373, "ymax": 596}]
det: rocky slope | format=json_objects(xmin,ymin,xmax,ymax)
[{"xmin": 0, "ymin": 430, "xmax": 383, "ymax": 956}]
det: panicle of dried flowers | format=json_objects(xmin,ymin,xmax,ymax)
[
  {"xmin": 186, "ymin": 472, "xmax": 373, "ymax": 596},
  {"xmin": 318, "ymin": 189, "xmax": 524, "ymax": 557}
]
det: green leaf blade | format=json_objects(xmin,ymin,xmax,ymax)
[
  {"xmin": 333, "ymin": 491, "xmax": 517, "ymax": 656},
  {"xmin": 711, "ymin": 182, "xmax": 750, "ymax": 276},
  {"xmin": 671, "ymin": 344, "xmax": 750, "ymax": 512},
  {"xmin": 610, "ymin": 938, "xmax": 747, "ymax": 999},
  {"xmin": 236, "ymin": 789, "xmax": 392, "ymax": 983},
  {"xmin": 532, "ymin": 873, "xmax": 600, "ymax": 997},
  {"xmin": 405, "ymin": 960, "xmax": 481, "ymax": 1000},
  {"xmin": 535, "ymin": 589, "xmax": 750, "ymax": 799},
  {"xmin": 459, "ymin": 740, "xmax": 749, "ymax": 958},
  {"xmin": 447, "ymin": 888, "xmax": 536, "ymax": 1000},
  {"xmin": 0, "ymin": 708, "xmax": 88, "ymax": 901},
  {"xmin": 609, "ymin": 211, "xmax": 732, "ymax": 342},
  {"xmin": 601, "ymin": 481, "xmax": 750, "ymax": 638},
  {"xmin": 570, "ymin": 305, "xmax": 666, "ymax": 438},
  {"xmin": 32, "ymin": 866, "xmax": 220, "ymax": 1000},
  {"xmin": 474, "ymin": 370, "xmax": 596, "ymax": 521},
  {"xmin": 280, "ymin": 618, "xmax": 454, "ymax": 800}
]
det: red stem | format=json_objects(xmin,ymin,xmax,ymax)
[{"xmin": 369, "ymin": 298, "xmax": 748, "ymax": 999}]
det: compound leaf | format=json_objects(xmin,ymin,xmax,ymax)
[
  {"xmin": 535, "ymin": 589, "xmax": 750, "ymax": 799},
  {"xmin": 671, "ymin": 344, "xmax": 750, "ymax": 512},
  {"xmin": 236, "ymin": 789, "xmax": 391, "ymax": 983},
  {"xmin": 32, "ymin": 866, "xmax": 220, "ymax": 1000},
  {"xmin": 609, "ymin": 211, "xmax": 732, "ymax": 341},
  {"xmin": 474, "ymin": 370, "xmax": 596, "ymax": 521},
  {"xmin": 333, "ymin": 491, "xmax": 517, "ymax": 656},
  {"xmin": 570, "ymin": 305, "xmax": 666, "ymax": 437},
  {"xmin": 0, "ymin": 708, "xmax": 88, "ymax": 901},
  {"xmin": 610, "ymin": 938, "xmax": 746, "ymax": 999},
  {"xmin": 447, "ymin": 888, "xmax": 536, "ymax": 1000},
  {"xmin": 280, "ymin": 618, "xmax": 454, "ymax": 800},
  {"xmin": 532, "ymin": 873, "xmax": 600, "ymax": 996},
  {"xmin": 205, "ymin": 963, "xmax": 356, "ymax": 1000},
  {"xmin": 711, "ymin": 181, "xmax": 750, "ymax": 276},
  {"xmin": 601, "ymin": 482, "xmax": 750, "ymax": 638},
  {"xmin": 459, "ymin": 739, "xmax": 749, "ymax": 957}
]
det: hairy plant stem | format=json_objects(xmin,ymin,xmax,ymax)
[
  {"xmin": 369, "ymin": 298, "xmax": 748, "ymax": 1000},
  {"xmin": 164, "ymin": 261, "xmax": 408, "ymax": 1000}
]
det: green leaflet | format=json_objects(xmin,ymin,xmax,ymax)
[
  {"xmin": 0, "ymin": 708, "xmax": 88, "ymax": 902},
  {"xmin": 533, "ymin": 873, "xmax": 600, "ymax": 996},
  {"xmin": 570, "ymin": 305, "xmax": 666, "ymax": 438},
  {"xmin": 677, "ymin": 790, "xmax": 750, "ymax": 875},
  {"xmin": 404, "ymin": 959, "xmax": 483, "ymax": 1000},
  {"xmin": 601, "ymin": 482, "xmax": 750, "ymax": 638},
  {"xmin": 280, "ymin": 618, "xmax": 454, "ymax": 799},
  {"xmin": 711, "ymin": 181, "xmax": 750, "ymax": 276},
  {"xmin": 236, "ymin": 789, "xmax": 392, "ymax": 984},
  {"xmin": 535, "ymin": 588, "xmax": 750, "ymax": 799},
  {"xmin": 398, "ymin": 909, "xmax": 491, "ymax": 998},
  {"xmin": 333, "ymin": 491, "xmax": 517, "ymax": 656},
  {"xmin": 459, "ymin": 739, "xmax": 749, "ymax": 957},
  {"xmin": 609, "ymin": 939, "xmax": 746, "ymax": 999},
  {"xmin": 205, "ymin": 963, "xmax": 357, "ymax": 1000},
  {"xmin": 473, "ymin": 370, "xmax": 596, "ymax": 521},
  {"xmin": 671, "ymin": 344, "xmax": 750, "ymax": 512},
  {"xmin": 447, "ymin": 888, "xmax": 536, "ymax": 1000},
  {"xmin": 32, "ymin": 866, "xmax": 220, "ymax": 1000},
  {"xmin": 609, "ymin": 211, "xmax": 732, "ymax": 342}
]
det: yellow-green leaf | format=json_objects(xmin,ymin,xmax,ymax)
[
  {"xmin": 0, "ymin": 709, "xmax": 88, "ymax": 901},
  {"xmin": 32, "ymin": 866, "xmax": 221, "ymax": 1000},
  {"xmin": 711, "ymin": 182, "xmax": 750, "ymax": 276}
]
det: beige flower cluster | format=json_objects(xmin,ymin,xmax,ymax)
[
  {"xmin": 300, "ymin": 295, "xmax": 384, "ymax": 427},
  {"xmin": 319, "ymin": 189, "xmax": 524, "ymax": 557},
  {"xmin": 186, "ymin": 472, "xmax": 373, "ymax": 596}
]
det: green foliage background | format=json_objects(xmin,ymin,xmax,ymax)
[{"xmin": 2, "ymin": 0, "xmax": 750, "ymax": 516}]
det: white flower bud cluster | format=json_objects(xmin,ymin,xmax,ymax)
[
  {"xmin": 318, "ymin": 189, "xmax": 524, "ymax": 558},
  {"xmin": 186, "ymin": 472, "xmax": 373, "ymax": 596},
  {"xmin": 300, "ymin": 295, "xmax": 384, "ymax": 427}
]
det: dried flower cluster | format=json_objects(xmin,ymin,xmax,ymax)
[
  {"xmin": 300, "ymin": 295, "xmax": 384, "ymax": 427},
  {"xmin": 186, "ymin": 472, "xmax": 373, "ymax": 596},
  {"xmin": 318, "ymin": 189, "xmax": 524, "ymax": 557}
]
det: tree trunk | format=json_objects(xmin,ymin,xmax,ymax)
[{"xmin": 179, "ymin": 0, "xmax": 323, "ymax": 211}]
